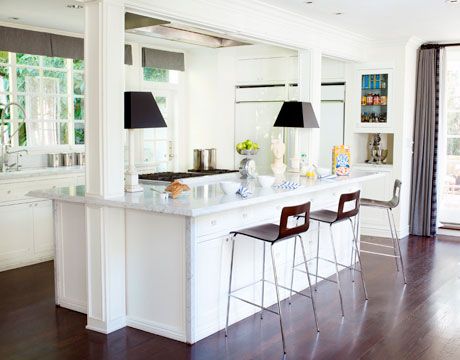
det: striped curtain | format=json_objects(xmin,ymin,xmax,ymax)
[{"xmin": 410, "ymin": 47, "xmax": 442, "ymax": 236}]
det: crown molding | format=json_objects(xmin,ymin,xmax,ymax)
[{"xmin": 124, "ymin": 0, "xmax": 372, "ymax": 62}]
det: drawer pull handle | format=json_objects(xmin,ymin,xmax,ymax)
[
  {"xmin": 210, "ymin": 220, "xmax": 217, "ymax": 226},
  {"xmin": 7, "ymin": 190, "xmax": 11, "ymax": 194},
  {"xmin": 242, "ymin": 213, "xmax": 248, "ymax": 219}
]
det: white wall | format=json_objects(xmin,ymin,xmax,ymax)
[
  {"xmin": 186, "ymin": 44, "xmax": 297, "ymax": 170},
  {"xmin": 322, "ymin": 57, "xmax": 347, "ymax": 83},
  {"xmin": 343, "ymin": 38, "xmax": 420, "ymax": 237}
]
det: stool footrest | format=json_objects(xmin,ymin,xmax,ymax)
[
  {"xmin": 294, "ymin": 256, "xmax": 363, "ymax": 273},
  {"xmin": 229, "ymin": 294, "xmax": 279, "ymax": 315},
  {"xmin": 360, "ymin": 249, "xmax": 398, "ymax": 258},
  {"xmin": 361, "ymin": 240, "xmax": 395, "ymax": 249}
]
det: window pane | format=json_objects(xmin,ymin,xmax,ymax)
[
  {"xmin": 18, "ymin": 122, "xmax": 27, "ymax": 146},
  {"xmin": 17, "ymin": 95, "xmax": 25, "ymax": 120},
  {"xmin": 43, "ymin": 56, "xmax": 65, "ymax": 69},
  {"xmin": 0, "ymin": 95, "xmax": 11, "ymax": 119},
  {"xmin": 447, "ymin": 138, "xmax": 460, "ymax": 156},
  {"xmin": 155, "ymin": 141, "xmax": 168, "ymax": 162},
  {"xmin": 0, "ymin": 51, "xmax": 8, "ymax": 63},
  {"xmin": 74, "ymin": 122, "xmax": 85, "ymax": 144},
  {"xmin": 154, "ymin": 96, "xmax": 167, "ymax": 117},
  {"xmin": 1, "ymin": 121, "xmax": 11, "ymax": 144},
  {"xmin": 43, "ymin": 70, "xmax": 67, "ymax": 94},
  {"xmin": 73, "ymin": 72, "xmax": 84, "ymax": 95},
  {"xmin": 16, "ymin": 68, "xmax": 39, "ymax": 92},
  {"xmin": 60, "ymin": 123, "xmax": 69, "ymax": 144},
  {"xmin": 73, "ymin": 59, "xmax": 84, "ymax": 71},
  {"xmin": 16, "ymin": 53, "xmax": 39, "ymax": 66},
  {"xmin": 74, "ymin": 97, "xmax": 84, "ymax": 120},
  {"xmin": 448, "ymin": 112, "xmax": 460, "ymax": 135},
  {"xmin": 59, "ymin": 97, "xmax": 69, "ymax": 120},
  {"xmin": 25, "ymin": 122, "xmax": 68, "ymax": 146},
  {"xmin": 143, "ymin": 67, "xmax": 169, "ymax": 82},
  {"xmin": 0, "ymin": 66, "xmax": 9, "ymax": 91}
]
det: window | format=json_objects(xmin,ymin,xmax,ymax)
[
  {"xmin": 143, "ymin": 67, "xmax": 179, "ymax": 84},
  {"xmin": 140, "ymin": 67, "xmax": 178, "ymax": 170},
  {"xmin": 439, "ymin": 49, "xmax": 460, "ymax": 227},
  {"xmin": 0, "ymin": 51, "xmax": 85, "ymax": 148}
]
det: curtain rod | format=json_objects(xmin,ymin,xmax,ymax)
[{"xmin": 421, "ymin": 42, "xmax": 460, "ymax": 49}]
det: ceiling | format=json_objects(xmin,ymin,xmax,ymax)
[
  {"xmin": 258, "ymin": 0, "xmax": 460, "ymax": 42},
  {"xmin": 1, "ymin": 0, "xmax": 460, "ymax": 43}
]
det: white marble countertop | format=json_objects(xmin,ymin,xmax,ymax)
[
  {"xmin": 28, "ymin": 171, "xmax": 383, "ymax": 217},
  {"xmin": 0, "ymin": 166, "xmax": 85, "ymax": 181}
]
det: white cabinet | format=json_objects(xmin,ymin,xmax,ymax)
[
  {"xmin": 33, "ymin": 200, "xmax": 54, "ymax": 255},
  {"xmin": 354, "ymin": 67, "xmax": 394, "ymax": 132},
  {"xmin": 0, "ymin": 171, "xmax": 85, "ymax": 271},
  {"xmin": 0, "ymin": 202, "xmax": 34, "ymax": 268},
  {"xmin": 236, "ymin": 56, "xmax": 298, "ymax": 84}
]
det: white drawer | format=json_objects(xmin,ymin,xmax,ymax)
[{"xmin": 0, "ymin": 176, "xmax": 80, "ymax": 203}]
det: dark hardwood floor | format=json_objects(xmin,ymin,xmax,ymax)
[{"xmin": 1, "ymin": 234, "xmax": 460, "ymax": 360}]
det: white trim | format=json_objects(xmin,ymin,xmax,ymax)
[{"xmin": 126, "ymin": 316, "xmax": 187, "ymax": 342}]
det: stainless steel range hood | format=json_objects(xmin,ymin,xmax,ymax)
[{"xmin": 125, "ymin": 13, "xmax": 250, "ymax": 48}]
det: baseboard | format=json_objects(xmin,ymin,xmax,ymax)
[
  {"xmin": 126, "ymin": 316, "xmax": 186, "ymax": 342},
  {"xmin": 59, "ymin": 298, "xmax": 87, "ymax": 314},
  {"xmin": 86, "ymin": 316, "xmax": 127, "ymax": 334},
  {"xmin": 361, "ymin": 223, "xmax": 409, "ymax": 239},
  {"xmin": 0, "ymin": 255, "xmax": 54, "ymax": 272}
]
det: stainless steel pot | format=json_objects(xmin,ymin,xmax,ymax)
[
  {"xmin": 75, "ymin": 152, "xmax": 86, "ymax": 166},
  {"xmin": 48, "ymin": 153, "xmax": 61, "ymax": 167},
  {"xmin": 193, "ymin": 148, "xmax": 216, "ymax": 170},
  {"xmin": 62, "ymin": 153, "xmax": 74, "ymax": 167}
]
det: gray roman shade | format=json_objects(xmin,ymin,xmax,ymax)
[
  {"xmin": 50, "ymin": 34, "xmax": 84, "ymax": 60},
  {"xmin": 0, "ymin": 26, "xmax": 53, "ymax": 57},
  {"xmin": 142, "ymin": 47, "xmax": 185, "ymax": 71},
  {"xmin": 0, "ymin": 26, "xmax": 133, "ymax": 64},
  {"xmin": 125, "ymin": 44, "xmax": 133, "ymax": 65}
]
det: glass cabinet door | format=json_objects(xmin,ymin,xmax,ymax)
[{"xmin": 360, "ymin": 73, "xmax": 388, "ymax": 124}]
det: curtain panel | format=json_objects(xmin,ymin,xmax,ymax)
[{"xmin": 410, "ymin": 48, "xmax": 441, "ymax": 236}]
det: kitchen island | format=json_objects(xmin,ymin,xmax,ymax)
[{"xmin": 29, "ymin": 171, "xmax": 381, "ymax": 343}]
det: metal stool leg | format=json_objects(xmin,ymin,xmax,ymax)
[
  {"xmin": 299, "ymin": 235, "xmax": 320, "ymax": 332},
  {"xmin": 349, "ymin": 218, "xmax": 368, "ymax": 300},
  {"xmin": 289, "ymin": 236, "xmax": 297, "ymax": 304},
  {"xmin": 225, "ymin": 235, "xmax": 236, "ymax": 337},
  {"xmin": 315, "ymin": 221, "xmax": 320, "ymax": 291},
  {"xmin": 260, "ymin": 242, "xmax": 266, "ymax": 319},
  {"xmin": 270, "ymin": 244, "xmax": 287, "ymax": 354},
  {"xmin": 329, "ymin": 224, "xmax": 345, "ymax": 317},
  {"xmin": 386, "ymin": 208, "xmax": 400, "ymax": 272},
  {"xmin": 390, "ymin": 209, "xmax": 407, "ymax": 284}
]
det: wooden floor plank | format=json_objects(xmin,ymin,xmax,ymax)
[{"xmin": 1, "ymin": 234, "xmax": 460, "ymax": 359}]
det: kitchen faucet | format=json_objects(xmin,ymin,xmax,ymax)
[{"xmin": 0, "ymin": 102, "xmax": 27, "ymax": 172}]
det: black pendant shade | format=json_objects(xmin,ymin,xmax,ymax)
[
  {"xmin": 273, "ymin": 101, "xmax": 319, "ymax": 128},
  {"xmin": 124, "ymin": 91, "xmax": 167, "ymax": 129}
]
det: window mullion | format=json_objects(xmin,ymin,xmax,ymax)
[{"xmin": 67, "ymin": 59, "xmax": 75, "ymax": 146}]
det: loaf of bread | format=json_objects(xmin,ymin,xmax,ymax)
[{"xmin": 165, "ymin": 180, "xmax": 191, "ymax": 199}]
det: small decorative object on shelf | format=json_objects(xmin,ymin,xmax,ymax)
[
  {"xmin": 236, "ymin": 139, "xmax": 259, "ymax": 179},
  {"xmin": 332, "ymin": 145, "xmax": 351, "ymax": 176},
  {"xmin": 360, "ymin": 73, "xmax": 388, "ymax": 124}
]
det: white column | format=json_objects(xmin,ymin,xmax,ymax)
[
  {"xmin": 298, "ymin": 48, "xmax": 322, "ymax": 164},
  {"xmin": 84, "ymin": 0, "xmax": 127, "ymax": 333}
]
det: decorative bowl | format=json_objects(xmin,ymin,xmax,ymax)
[
  {"xmin": 220, "ymin": 181, "xmax": 240, "ymax": 195},
  {"xmin": 257, "ymin": 175, "xmax": 275, "ymax": 188},
  {"xmin": 237, "ymin": 149, "xmax": 259, "ymax": 156}
]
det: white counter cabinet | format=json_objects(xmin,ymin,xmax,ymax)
[
  {"xmin": 29, "ymin": 171, "xmax": 381, "ymax": 343},
  {"xmin": 0, "ymin": 167, "xmax": 85, "ymax": 271}
]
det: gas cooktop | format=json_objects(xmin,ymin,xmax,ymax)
[{"xmin": 139, "ymin": 169, "xmax": 238, "ymax": 182}]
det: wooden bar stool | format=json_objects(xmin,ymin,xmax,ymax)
[
  {"xmin": 295, "ymin": 190, "xmax": 368, "ymax": 318},
  {"xmin": 360, "ymin": 179, "xmax": 407, "ymax": 284},
  {"xmin": 225, "ymin": 202, "xmax": 319, "ymax": 355}
]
